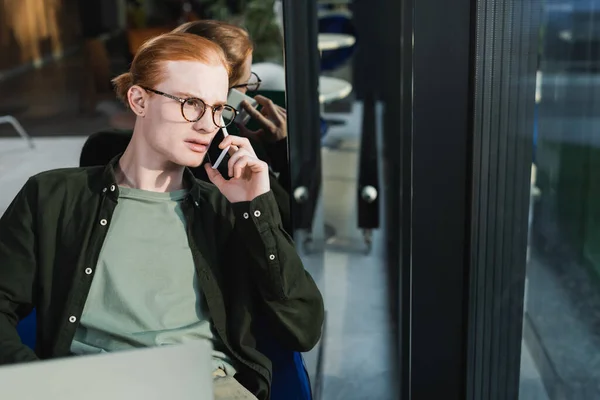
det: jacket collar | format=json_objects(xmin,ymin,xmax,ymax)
[{"xmin": 101, "ymin": 154, "xmax": 203, "ymax": 204}]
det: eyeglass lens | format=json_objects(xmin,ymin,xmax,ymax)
[{"xmin": 182, "ymin": 99, "xmax": 235, "ymax": 128}]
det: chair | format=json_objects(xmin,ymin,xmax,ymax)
[
  {"xmin": 260, "ymin": 338, "xmax": 313, "ymax": 400},
  {"xmin": 0, "ymin": 115, "xmax": 34, "ymax": 148},
  {"xmin": 16, "ymin": 309, "xmax": 36, "ymax": 351},
  {"xmin": 17, "ymin": 311, "xmax": 313, "ymax": 400}
]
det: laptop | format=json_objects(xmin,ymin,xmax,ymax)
[{"xmin": 0, "ymin": 341, "xmax": 214, "ymax": 400}]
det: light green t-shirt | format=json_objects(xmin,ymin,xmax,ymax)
[{"xmin": 70, "ymin": 186, "xmax": 236, "ymax": 375}]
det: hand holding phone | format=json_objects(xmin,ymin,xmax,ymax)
[
  {"xmin": 223, "ymin": 88, "xmax": 259, "ymax": 126},
  {"xmin": 236, "ymin": 95, "xmax": 288, "ymax": 143},
  {"xmin": 211, "ymin": 117, "xmax": 231, "ymax": 170}
]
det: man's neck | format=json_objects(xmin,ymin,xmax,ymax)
[{"xmin": 117, "ymin": 138, "xmax": 186, "ymax": 193}]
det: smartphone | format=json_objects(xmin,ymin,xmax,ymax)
[
  {"xmin": 208, "ymin": 127, "xmax": 227, "ymax": 170},
  {"xmin": 210, "ymin": 128, "xmax": 230, "ymax": 170},
  {"xmin": 223, "ymin": 88, "xmax": 259, "ymax": 126}
]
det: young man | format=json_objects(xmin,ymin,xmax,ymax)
[{"xmin": 0, "ymin": 33, "xmax": 324, "ymax": 400}]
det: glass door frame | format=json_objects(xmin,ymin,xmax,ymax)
[
  {"xmin": 281, "ymin": 0, "xmax": 323, "ymax": 236},
  {"xmin": 389, "ymin": 0, "xmax": 543, "ymax": 399}
]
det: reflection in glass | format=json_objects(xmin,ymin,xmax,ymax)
[{"xmin": 520, "ymin": 1, "xmax": 600, "ymax": 399}]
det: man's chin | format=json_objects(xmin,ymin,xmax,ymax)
[{"xmin": 177, "ymin": 152, "xmax": 207, "ymax": 168}]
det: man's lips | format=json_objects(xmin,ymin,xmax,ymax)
[{"xmin": 185, "ymin": 139, "xmax": 209, "ymax": 153}]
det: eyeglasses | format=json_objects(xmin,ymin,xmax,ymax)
[
  {"xmin": 141, "ymin": 87, "xmax": 238, "ymax": 128},
  {"xmin": 231, "ymin": 72, "xmax": 262, "ymax": 92}
]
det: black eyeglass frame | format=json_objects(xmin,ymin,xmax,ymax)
[{"xmin": 230, "ymin": 72, "xmax": 262, "ymax": 92}]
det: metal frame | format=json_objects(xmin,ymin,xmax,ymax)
[
  {"xmin": 375, "ymin": 0, "xmax": 406, "ymax": 394},
  {"xmin": 389, "ymin": 0, "xmax": 542, "ymax": 399},
  {"xmin": 404, "ymin": 0, "xmax": 474, "ymax": 398},
  {"xmin": 466, "ymin": 1, "xmax": 541, "ymax": 399},
  {"xmin": 357, "ymin": 93, "xmax": 380, "ymax": 249},
  {"xmin": 281, "ymin": 0, "xmax": 323, "ymax": 235},
  {"xmin": 281, "ymin": 1, "xmax": 324, "ymax": 398}
]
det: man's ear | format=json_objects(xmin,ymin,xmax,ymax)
[{"xmin": 127, "ymin": 85, "xmax": 147, "ymax": 117}]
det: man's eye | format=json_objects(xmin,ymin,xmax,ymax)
[{"xmin": 185, "ymin": 99, "xmax": 202, "ymax": 108}]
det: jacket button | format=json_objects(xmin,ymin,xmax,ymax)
[
  {"xmin": 102, "ymin": 188, "xmax": 107, "ymax": 193},
  {"xmin": 69, "ymin": 316, "xmax": 77, "ymax": 323},
  {"xmin": 100, "ymin": 219, "xmax": 108, "ymax": 226},
  {"xmin": 243, "ymin": 212, "xmax": 249, "ymax": 219},
  {"xmin": 110, "ymin": 185, "xmax": 116, "ymax": 192},
  {"xmin": 269, "ymin": 254, "xmax": 276, "ymax": 261},
  {"xmin": 194, "ymin": 201, "xmax": 199, "ymax": 207},
  {"xmin": 85, "ymin": 268, "xmax": 93, "ymax": 275},
  {"xmin": 254, "ymin": 210, "xmax": 261, "ymax": 218}
]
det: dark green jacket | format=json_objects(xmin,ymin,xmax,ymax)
[{"xmin": 0, "ymin": 157, "xmax": 324, "ymax": 400}]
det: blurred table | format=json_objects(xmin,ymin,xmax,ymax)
[
  {"xmin": 318, "ymin": 33, "xmax": 356, "ymax": 51},
  {"xmin": 248, "ymin": 65, "xmax": 352, "ymax": 104},
  {"xmin": 319, "ymin": 76, "xmax": 352, "ymax": 103}
]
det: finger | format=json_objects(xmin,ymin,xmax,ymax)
[
  {"xmin": 254, "ymin": 97, "xmax": 277, "ymax": 119},
  {"xmin": 227, "ymin": 148, "xmax": 250, "ymax": 177},
  {"xmin": 244, "ymin": 98, "xmax": 280, "ymax": 132},
  {"xmin": 219, "ymin": 135, "xmax": 257, "ymax": 155},
  {"xmin": 272, "ymin": 106, "xmax": 286, "ymax": 125},
  {"xmin": 253, "ymin": 96, "xmax": 282, "ymax": 118},
  {"xmin": 232, "ymin": 155, "xmax": 267, "ymax": 179},
  {"xmin": 227, "ymin": 145, "xmax": 239, "ymax": 157},
  {"xmin": 246, "ymin": 107, "xmax": 278, "ymax": 134},
  {"xmin": 241, "ymin": 105, "xmax": 277, "ymax": 132},
  {"xmin": 204, "ymin": 163, "xmax": 226, "ymax": 186},
  {"xmin": 241, "ymin": 100, "xmax": 268, "ymax": 122},
  {"xmin": 232, "ymin": 156, "xmax": 249, "ymax": 179},
  {"xmin": 253, "ymin": 95, "xmax": 276, "ymax": 111}
]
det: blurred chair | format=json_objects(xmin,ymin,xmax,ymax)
[
  {"xmin": 16, "ymin": 309, "xmax": 36, "ymax": 350},
  {"xmin": 0, "ymin": 115, "xmax": 34, "ymax": 148}
]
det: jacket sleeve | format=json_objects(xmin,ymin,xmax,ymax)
[
  {"xmin": 228, "ymin": 191, "xmax": 324, "ymax": 352},
  {"xmin": 0, "ymin": 179, "xmax": 39, "ymax": 365}
]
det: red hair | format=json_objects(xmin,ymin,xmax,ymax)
[
  {"xmin": 112, "ymin": 32, "xmax": 230, "ymax": 106},
  {"xmin": 173, "ymin": 20, "xmax": 254, "ymax": 86}
]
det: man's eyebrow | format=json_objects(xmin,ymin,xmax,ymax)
[
  {"xmin": 173, "ymin": 91, "xmax": 198, "ymax": 98},
  {"xmin": 173, "ymin": 91, "xmax": 227, "ymax": 106}
]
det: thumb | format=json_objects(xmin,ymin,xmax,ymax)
[{"xmin": 204, "ymin": 163, "xmax": 226, "ymax": 187}]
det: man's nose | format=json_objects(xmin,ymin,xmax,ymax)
[{"xmin": 192, "ymin": 111, "xmax": 216, "ymax": 133}]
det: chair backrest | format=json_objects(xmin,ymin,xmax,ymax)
[
  {"xmin": 262, "ymin": 340, "xmax": 313, "ymax": 400},
  {"xmin": 16, "ymin": 309, "xmax": 36, "ymax": 350},
  {"xmin": 17, "ymin": 311, "xmax": 312, "ymax": 400}
]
